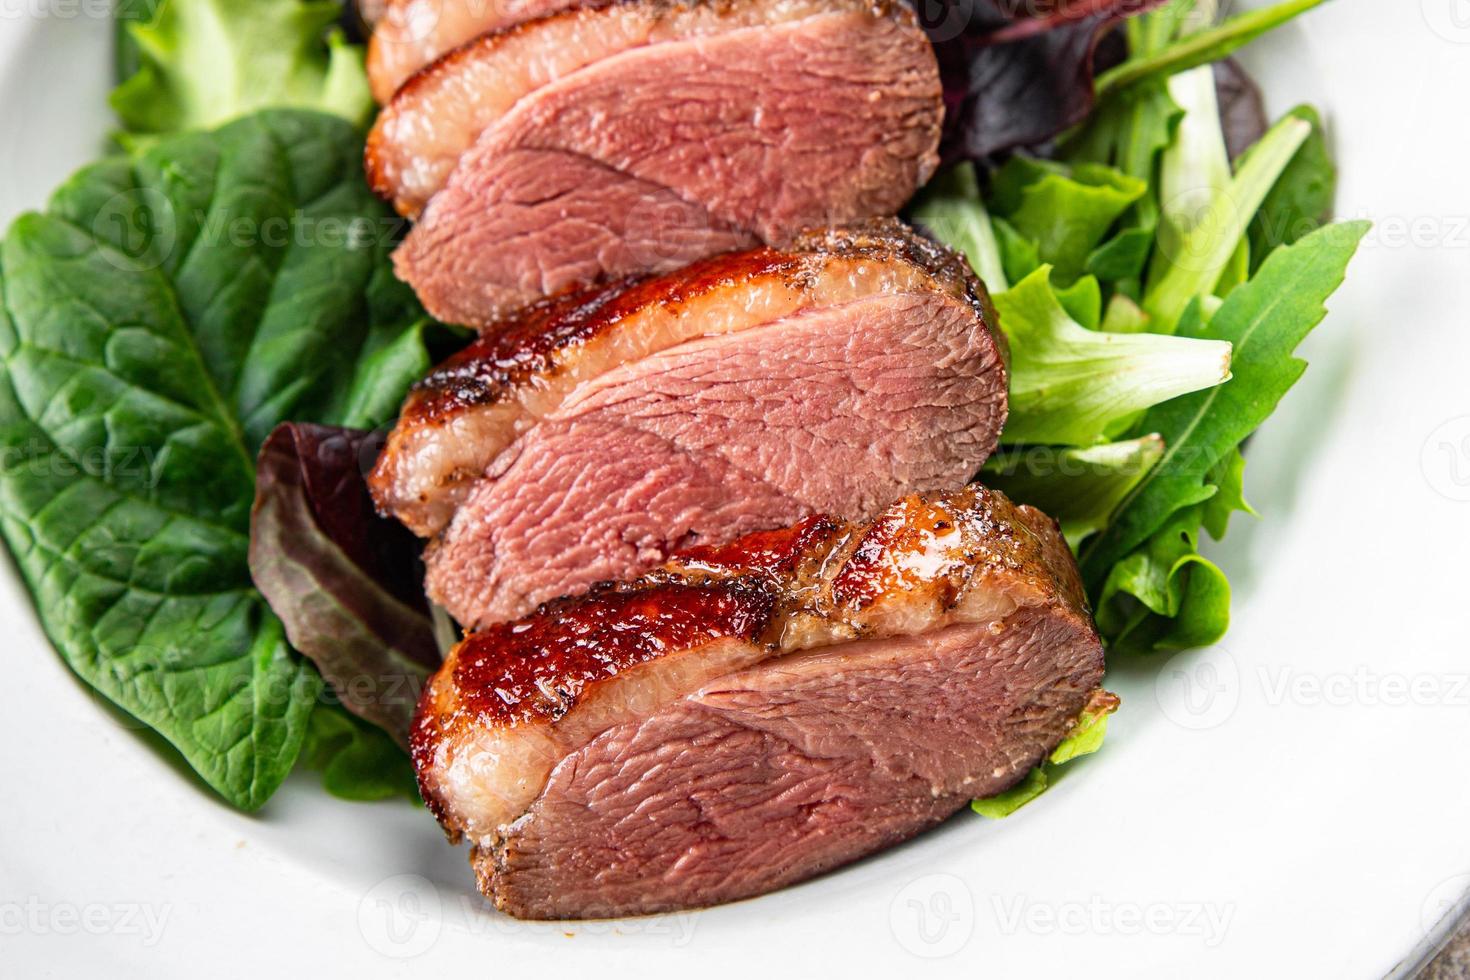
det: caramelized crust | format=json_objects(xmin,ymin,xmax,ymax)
[
  {"xmin": 411, "ymin": 486, "xmax": 1094, "ymax": 842},
  {"xmin": 368, "ymin": 220, "xmax": 1002, "ymax": 538},
  {"xmin": 401, "ymin": 249, "xmax": 803, "ymax": 426}
]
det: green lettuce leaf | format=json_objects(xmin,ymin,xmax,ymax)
[
  {"xmin": 990, "ymin": 157, "xmax": 1147, "ymax": 286},
  {"xmin": 1143, "ymin": 112, "xmax": 1311, "ymax": 331},
  {"xmin": 1086, "ymin": 227, "xmax": 1155, "ymax": 283},
  {"xmin": 1128, "ymin": 0, "xmax": 1193, "ymax": 53},
  {"xmin": 994, "ymin": 266, "xmax": 1232, "ymax": 446},
  {"xmin": 1096, "ymin": 503, "xmax": 1232, "ymax": 654},
  {"xmin": 0, "ymin": 110, "xmax": 430, "ymax": 809},
  {"xmin": 984, "ymin": 436, "xmax": 1166, "ymax": 547},
  {"xmin": 1078, "ymin": 220, "xmax": 1369, "ymax": 590},
  {"xmin": 1064, "ymin": 81, "xmax": 1182, "ymax": 245},
  {"xmin": 993, "ymin": 216, "xmax": 1044, "ymax": 287},
  {"xmin": 926, "ymin": 1, "xmax": 1352, "ymax": 663},
  {"xmin": 111, "ymin": 0, "xmax": 373, "ymax": 139},
  {"xmin": 1054, "ymin": 275, "xmax": 1104, "ymax": 331},
  {"xmin": 1150, "ymin": 56, "xmax": 1235, "ymax": 294},
  {"xmin": 910, "ymin": 163, "xmax": 1009, "ymax": 292},
  {"xmin": 972, "ymin": 768, "xmax": 1049, "ymax": 819},
  {"xmin": 1099, "ymin": 293, "xmax": 1152, "ymax": 333}
]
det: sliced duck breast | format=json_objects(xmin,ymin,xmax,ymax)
[
  {"xmin": 412, "ymin": 486, "xmax": 1110, "ymax": 918},
  {"xmin": 375, "ymin": 0, "xmax": 942, "ymax": 326},
  {"xmin": 367, "ymin": 0, "xmax": 864, "ymax": 216},
  {"xmin": 367, "ymin": 222, "xmax": 1008, "ymax": 627}
]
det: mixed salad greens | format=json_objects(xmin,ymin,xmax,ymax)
[{"xmin": 0, "ymin": 0, "xmax": 1360, "ymax": 813}]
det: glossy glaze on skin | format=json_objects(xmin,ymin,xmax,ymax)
[
  {"xmin": 451, "ymin": 583, "xmax": 775, "ymax": 726},
  {"xmin": 368, "ymin": 220, "xmax": 1003, "ymax": 538},
  {"xmin": 667, "ymin": 515, "xmax": 841, "ymax": 579},
  {"xmin": 411, "ymin": 486, "xmax": 1093, "ymax": 842}
]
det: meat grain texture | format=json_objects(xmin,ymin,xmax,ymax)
[
  {"xmin": 368, "ymin": 221, "xmax": 1010, "ymax": 629},
  {"xmin": 412, "ymin": 486, "xmax": 1109, "ymax": 919}
]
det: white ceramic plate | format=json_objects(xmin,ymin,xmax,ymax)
[{"xmin": 2, "ymin": 2, "xmax": 1467, "ymax": 976}]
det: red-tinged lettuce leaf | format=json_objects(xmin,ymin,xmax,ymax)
[
  {"xmin": 1214, "ymin": 58, "xmax": 1268, "ymax": 162},
  {"xmin": 923, "ymin": 0, "xmax": 1168, "ymax": 162},
  {"xmin": 250, "ymin": 422, "xmax": 438, "ymax": 746}
]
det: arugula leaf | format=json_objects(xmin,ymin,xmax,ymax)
[
  {"xmin": 0, "ymin": 110, "xmax": 430, "ymax": 809},
  {"xmin": 1201, "ymin": 446, "xmax": 1255, "ymax": 540},
  {"xmin": 111, "ymin": 0, "xmax": 373, "ymax": 140},
  {"xmin": 1094, "ymin": 0, "xmax": 1330, "ymax": 101},
  {"xmin": 1078, "ymin": 220, "xmax": 1369, "ymax": 589},
  {"xmin": 994, "ymin": 267, "xmax": 1232, "ymax": 446},
  {"xmin": 1248, "ymin": 106, "xmax": 1337, "ymax": 270}
]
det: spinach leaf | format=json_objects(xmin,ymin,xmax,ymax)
[
  {"xmin": 299, "ymin": 702, "xmax": 421, "ymax": 802},
  {"xmin": 0, "ymin": 109, "xmax": 430, "ymax": 809}
]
